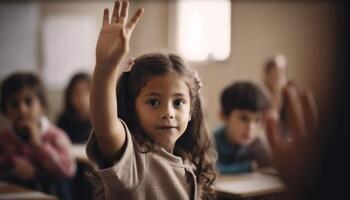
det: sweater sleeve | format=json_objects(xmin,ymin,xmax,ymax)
[
  {"xmin": 86, "ymin": 119, "xmax": 148, "ymax": 192},
  {"xmin": 32, "ymin": 127, "xmax": 76, "ymax": 179}
]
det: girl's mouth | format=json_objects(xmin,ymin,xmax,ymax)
[{"xmin": 156, "ymin": 126, "xmax": 178, "ymax": 129}]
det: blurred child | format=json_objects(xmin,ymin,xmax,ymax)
[
  {"xmin": 214, "ymin": 81, "xmax": 271, "ymax": 174},
  {"xmin": 56, "ymin": 72, "xmax": 93, "ymax": 199},
  {"xmin": 0, "ymin": 72, "xmax": 76, "ymax": 198},
  {"xmin": 87, "ymin": 1, "xmax": 216, "ymax": 199},
  {"xmin": 263, "ymin": 54, "xmax": 288, "ymax": 115},
  {"xmin": 57, "ymin": 72, "xmax": 91, "ymax": 144}
]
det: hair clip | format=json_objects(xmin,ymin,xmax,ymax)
[{"xmin": 123, "ymin": 57, "xmax": 135, "ymax": 72}]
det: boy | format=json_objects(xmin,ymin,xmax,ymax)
[{"xmin": 215, "ymin": 81, "xmax": 271, "ymax": 174}]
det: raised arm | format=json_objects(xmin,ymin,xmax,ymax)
[
  {"xmin": 266, "ymin": 86, "xmax": 319, "ymax": 198},
  {"xmin": 90, "ymin": 0, "xmax": 143, "ymax": 163}
]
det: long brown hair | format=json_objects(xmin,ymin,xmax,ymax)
[
  {"xmin": 117, "ymin": 52, "xmax": 216, "ymax": 199},
  {"xmin": 62, "ymin": 72, "xmax": 91, "ymax": 118}
]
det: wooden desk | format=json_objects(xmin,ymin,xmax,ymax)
[
  {"xmin": 0, "ymin": 182, "xmax": 57, "ymax": 200},
  {"xmin": 214, "ymin": 172, "xmax": 287, "ymax": 199},
  {"xmin": 71, "ymin": 144, "xmax": 89, "ymax": 163}
]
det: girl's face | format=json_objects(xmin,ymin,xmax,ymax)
[
  {"xmin": 71, "ymin": 80, "xmax": 90, "ymax": 117},
  {"xmin": 135, "ymin": 73, "xmax": 191, "ymax": 153},
  {"xmin": 5, "ymin": 87, "xmax": 43, "ymax": 126}
]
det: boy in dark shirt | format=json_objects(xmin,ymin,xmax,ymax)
[{"xmin": 215, "ymin": 81, "xmax": 271, "ymax": 174}]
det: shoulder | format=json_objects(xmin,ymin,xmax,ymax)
[{"xmin": 86, "ymin": 118, "xmax": 148, "ymax": 168}]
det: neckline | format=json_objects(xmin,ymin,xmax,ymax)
[{"xmin": 155, "ymin": 146, "xmax": 187, "ymax": 167}]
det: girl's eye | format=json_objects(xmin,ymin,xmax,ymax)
[
  {"xmin": 174, "ymin": 99, "xmax": 185, "ymax": 108},
  {"xmin": 147, "ymin": 99, "xmax": 160, "ymax": 107}
]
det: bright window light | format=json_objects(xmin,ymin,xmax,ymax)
[{"xmin": 172, "ymin": 0, "xmax": 231, "ymax": 62}]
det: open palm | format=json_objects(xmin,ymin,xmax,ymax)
[
  {"xmin": 266, "ymin": 86, "xmax": 319, "ymax": 196},
  {"xmin": 96, "ymin": 0, "xmax": 143, "ymax": 67}
]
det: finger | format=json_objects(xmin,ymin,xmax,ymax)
[
  {"xmin": 284, "ymin": 86, "xmax": 307, "ymax": 141},
  {"xmin": 120, "ymin": 0, "xmax": 129, "ymax": 25},
  {"xmin": 103, "ymin": 8, "xmax": 109, "ymax": 26},
  {"xmin": 112, "ymin": 0, "xmax": 121, "ymax": 23},
  {"xmin": 126, "ymin": 8, "xmax": 144, "ymax": 33},
  {"xmin": 300, "ymin": 91, "xmax": 318, "ymax": 135}
]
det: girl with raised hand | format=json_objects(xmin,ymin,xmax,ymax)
[{"xmin": 87, "ymin": 1, "xmax": 216, "ymax": 199}]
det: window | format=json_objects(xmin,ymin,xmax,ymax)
[
  {"xmin": 169, "ymin": 0, "xmax": 231, "ymax": 62},
  {"xmin": 42, "ymin": 15, "xmax": 98, "ymax": 89}
]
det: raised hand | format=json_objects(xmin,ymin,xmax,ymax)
[
  {"xmin": 96, "ymin": 0, "xmax": 144, "ymax": 68},
  {"xmin": 265, "ymin": 85, "xmax": 319, "ymax": 197},
  {"xmin": 90, "ymin": 1, "xmax": 144, "ymax": 163},
  {"xmin": 15, "ymin": 119, "xmax": 42, "ymax": 146}
]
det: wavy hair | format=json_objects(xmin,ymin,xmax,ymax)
[{"xmin": 117, "ymin": 52, "xmax": 216, "ymax": 199}]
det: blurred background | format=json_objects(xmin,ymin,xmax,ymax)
[
  {"xmin": 1, "ymin": 1, "xmax": 349, "ymax": 200},
  {"xmin": 0, "ymin": 0, "xmax": 342, "ymax": 130}
]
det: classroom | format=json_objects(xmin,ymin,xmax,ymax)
[{"xmin": 0, "ymin": 1, "xmax": 348, "ymax": 200}]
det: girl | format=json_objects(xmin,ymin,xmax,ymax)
[
  {"xmin": 57, "ymin": 72, "xmax": 93, "ymax": 199},
  {"xmin": 87, "ymin": 1, "xmax": 216, "ymax": 199},
  {"xmin": 57, "ymin": 72, "xmax": 92, "ymax": 144},
  {"xmin": 0, "ymin": 72, "xmax": 76, "ymax": 199}
]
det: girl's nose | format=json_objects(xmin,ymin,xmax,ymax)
[
  {"xmin": 162, "ymin": 114, "xmax": 174, "ymax": 119},
  {"xmin": 161, "ymin": 105, "xmax": 175, "ymax": 119}
]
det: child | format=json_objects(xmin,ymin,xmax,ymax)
[
  {"xmin": 263, "ymin": 54, "xmax": 288, "ymax": 116},
  {"xmin": 87, "ymin": 1, "xmax": 216, "ymax": 199},
  {"xmin": 56, "ymin": 72, "xmax": 93, "ymax": 199},
  {"xmin": 214, "ymin": 81, "xmax": 271, "ymax": 174},
  {"xmin": 0, "ymin": 72, "xmax": 76, "ymax": 198},
  {"xmin": 57, "ymin": 72, "xmax": 92, "ymax": 144}
]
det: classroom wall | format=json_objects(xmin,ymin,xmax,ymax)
[
  {"xmin": 0, "ymin": 1, "xmax": 339, "ymax": 130},
  {"xmin": 197, "ymin": 1, "xmax": 339, "ymax": 128},
  {"xmin": 0, "ymin": 2, "xmax": 40, "ymax": 77}
]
